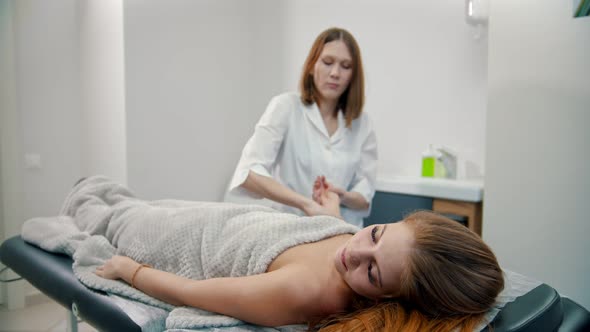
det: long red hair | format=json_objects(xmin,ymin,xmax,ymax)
[{"xmin": 312, "ymin": 211, "xmax": 504, "ymax": 332}]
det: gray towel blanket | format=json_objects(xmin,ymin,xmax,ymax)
[{"xmin": 21, "ymin": 175, "xmax": 359, "ymax": 331}]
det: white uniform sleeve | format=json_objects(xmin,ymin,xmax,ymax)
[
  {"xmin": 227, "ymin": 96, "xmax": 291, "ymax": 199},
  {"xmin": 347, "ymin": 116, "xmax": 378, "ymax": 216}
]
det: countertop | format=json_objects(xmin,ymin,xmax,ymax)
[{"xmin": 375, "ymin": 175, "xmax": 484, "ymax": 202}]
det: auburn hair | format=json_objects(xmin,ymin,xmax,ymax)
[
  {"xmin": 299, "ymin": 27, "xmax": 365, "ymax": 128},
  {"xmin": 312, "ymin": 211, "xmax": 504, "ymax": 332}
]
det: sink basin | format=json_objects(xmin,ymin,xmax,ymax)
[{"xmin": 375, "ymin": 175, "xmax": 484, "ymax": 202}]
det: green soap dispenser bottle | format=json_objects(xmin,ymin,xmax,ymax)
[{"xmin": 421, "ymin": 144, "xmax": 436, "ymax": 177}]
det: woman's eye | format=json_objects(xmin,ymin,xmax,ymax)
[
  {"xmin": 341, "ymin": 64, "xmax": 352, "ymax": 70},
  {"xmin": 371, "ymin": 226, "xmax": 378, "ymax": 243},
  {"xmin": 368, "ymin": 263, "xmax": 375, "ymax": 285},
  {"xmin": 322, "ymin": 60, "xmax": 333, "ymax": 65}
]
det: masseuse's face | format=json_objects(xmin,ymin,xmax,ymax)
[
  {"xmin": 334, "ymin": 221, "xmax": 414, "ymax": 300},
  {"xmin": 312, "ymin": 40, "xmax": 353, "ymax": 103}
]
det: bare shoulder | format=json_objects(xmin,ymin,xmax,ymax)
[{"xmin": 264, "ymin": 235, "xmax": 353, "ymax": 322}]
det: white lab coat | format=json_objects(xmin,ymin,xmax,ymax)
[{"xmin": 225, "ymin": 92, "xmax": 378, "ymax": 228}]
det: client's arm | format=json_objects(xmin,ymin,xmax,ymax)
[{"xmin": 95, "ymin": 256, "xmax": 314, "ymax": 326}]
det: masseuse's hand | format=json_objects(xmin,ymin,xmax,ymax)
[
  {"xmin": 95, "ymin": 255, "xmax": 139, "ymax": 280},
  {"xmin": 301, "ymin": 199, "xmax": 331, "ymax": 216},
  {"xmin": 322, "ymin": 176, "xmax": 347, "ymax": 197}
]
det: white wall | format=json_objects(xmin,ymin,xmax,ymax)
[
  {"xmin": 124, "ymin": 0, "xmax": 287, "ymax": 200},
  {"xmin": 0, "ymin": 0, "xmax": 127, "ymax": 308},
  {"xmin": 79, "ymin": 0, "xmax": 127, "ymax": 184},
  {"xmin": 0, "ymin": 0, "xmax": 23, "ymax": 308},
  {"xmin": 484, "ymin": 0, "xmax": 590, "ymax": 309},
  {"xmin": 12, "ymin": 0, "xmax": 83, "ymax": 223},
  {"xmin": 0, "ymin": 0, "xmax": 82, "ymax": 309},
  {"xmin": 1, "ymin": 0, "xmax": 127, "ymax": 224},
  {"xmin": 125, "ymin": 0, "xmax": 488, "ymax": 202},
  {"xmin": 0, "ymin": 0, "xmax": 21, "ymax": 240}
]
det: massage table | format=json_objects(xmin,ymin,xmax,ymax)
[{"xmin": 2, "ymin": 235, "xmax": 590, "ymax": 332}]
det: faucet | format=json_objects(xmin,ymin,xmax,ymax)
[{"xmin": 436, "ymin": 146, "xmax": 457, "ymax": 179}]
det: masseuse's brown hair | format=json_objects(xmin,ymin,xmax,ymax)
[
  {"xmin": 299, "ymin": 27, "xmax": 365, "ymax": 128},
  {"xmin": 313, "ymin": 211, "xmax": 504, "ymax": 332}
]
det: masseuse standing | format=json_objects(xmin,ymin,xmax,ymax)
[{"xmin": 225, "ymin": 27, "xmax": 377, "ymax": 228}]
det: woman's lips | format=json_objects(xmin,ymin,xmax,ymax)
[
  {"xmin": 341, "ymin": 248, "xmax": 348, "ymax": 271},
  {"xmin": 327, "ymin": 83, "xmax": 339, "ymax": 89}
]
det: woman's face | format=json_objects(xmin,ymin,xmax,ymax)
[
  {"xmin": 334, "ymin": 221, "xmax": 414, "ymax": 300},
  {"xmin": 312, "ymin": 40, "xmax": 354, "ymax": 104}
]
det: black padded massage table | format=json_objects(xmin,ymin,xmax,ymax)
[
  {"xmin": 2, "ymin": 235, "xmax": 590, "ymax": 332},
  {"xmin": 1, "ymin": 236, "xmax": 141, "ymax": 332}
]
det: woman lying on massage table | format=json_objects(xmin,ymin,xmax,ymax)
[{"xmin": 94, "ymin": 177, "xmax": 504, "ymax": 332}]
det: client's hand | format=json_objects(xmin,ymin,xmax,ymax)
[
  {"xmin": 313, "ymin": 176, "xmax": 346, "ymax": 201},
  {"xmin": 314, "ymin": 176, "xmax": 369, "ymax": 210},
  {"xmin": 95, "ymin": 255, "xmax": 138, "ymax": 280},
  {"xmin": 310, "ymin": 176, "xmax": 342, "ymax": 219},
  {"xmin": 312, "ymin": 176, "xmax": 328, "ymax": 204}
]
